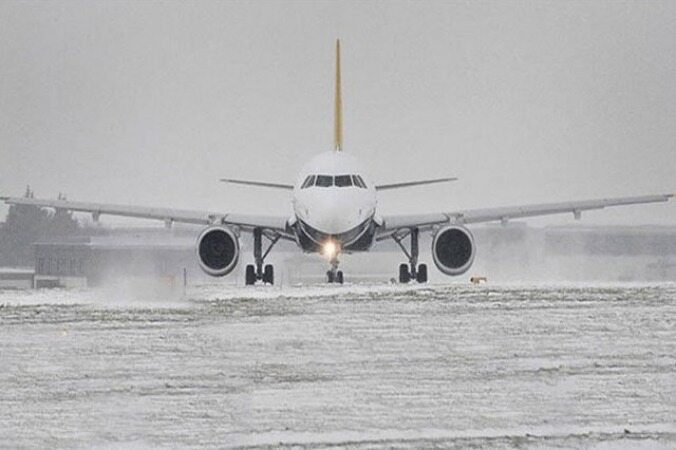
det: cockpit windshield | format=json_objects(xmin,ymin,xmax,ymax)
[
  {"xmin": 315, "ymin": 175, "xmax": 334, "ymax": 187},
  {"xmin": 352, "ymin": 175, "xmax": 367, "ymax": 189},
  {"xmin": 334, "ymin": 175, "xmax": 352, "ymax": 187},
  {"xmin": 301, "ymin": 175, "xmax": 316, "ymax": 189},
  {"xmin": 301, "ymin": 174, "xmax": 367, "ymax": 189}
]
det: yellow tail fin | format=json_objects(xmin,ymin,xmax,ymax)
[{"xmin": 334, "ymin": 39, "xmax": 343, "ymax": 152}]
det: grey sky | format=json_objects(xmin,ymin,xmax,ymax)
[{"xmin": 1, "ymin": 0, "xmax": 674, "ymax": 225}]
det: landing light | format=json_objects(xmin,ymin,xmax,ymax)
[{"xmin": 322, "ymin": 240, "xmax": 340, "ymax": 259}]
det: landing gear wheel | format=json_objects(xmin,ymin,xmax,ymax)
[
  {"xmin": 245, "ymin": 265, "xmax": 256, "ymax": 285},
  {"xmin": 399, "ymin": 263, "xmax": 411, "ymax": 283},
  {"xmin": 395, "ymin": 228, "xmax": 428, "ymax": 284},
  {"xmin": 416, "ymin": 264, "xmax": 428, "ymax": 283},
  {"xmin": 263, "ymin": 264, "xmax": 274, "ymax": 285},
  {"xmin": 336, "ymin": 271, "xmax": 344, "ymax": 284},
  {"xmin": 245, "ymin": 227, "xmax": 281, "ymax": 286},
  {"xmin": 327, "ymin": 270, "xmax": 335, "ymax": 283}
]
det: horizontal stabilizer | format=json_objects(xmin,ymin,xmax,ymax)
[
  {"xmin": 220, "ymin": 179, "xmax": 294, "ymax": 190},
  {"xmin": 375, "ymin": 177, "xmax": 458, "ymax": 191}
]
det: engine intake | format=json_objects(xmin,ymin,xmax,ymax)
[
  {"xmin": 432, "ymin": 225, "xmax": 476, "ymax": 276},
  {"xmin": 196, "ymin": 226, "xmax": 239, "ymax": 277}
]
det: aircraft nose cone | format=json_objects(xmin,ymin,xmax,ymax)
[{"xmin": 309, "ymin": 198, "xmax": 361, "ymax": 234}]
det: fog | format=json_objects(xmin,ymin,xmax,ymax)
[
  {"xmin": 48, "ymin": 223, "xmax": 671, "ymax": 289},
  {"xmin": 1, "ymin": 1, "xmax": 675, "ymax": 227},
  {"xmin": 1, "ymin": 5, "xmax": 675, "ymax": 445}
]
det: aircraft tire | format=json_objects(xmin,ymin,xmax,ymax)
[
  {"xmin": 263, "ymin": 264, "xmax": 274, "ymax": 285},
  {"xmin": 327, "ymin": 271, "xmax": 334, "ymax": 283},
  {"xmin": 399, "ymin": 264, "xmax": 411, "ymax": 283},
  {"xmin": 416, "ymin": 264, "xmax": 428, "ymax": 283},
  {"xmin": 336, "ymin": 271, "xmax": 344, "ymax": 284},
  {"xmin": 245, "ymin": 265, "xmax": 256, "ymax": 285}
]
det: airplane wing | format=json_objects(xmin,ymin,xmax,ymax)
[
  {"xmin": 378, "ymin": 193, "xmax": 674, "ymax": 237},
  {"xmin": 0, "ymin": 196, "xmax": 291, "ymax": 233},
  {"xmin": 220, "ymin": 179, "xmax": 294, "ymax": 190},
  {"xmin": 375, "ymin": 177, "xmax": 458, "ymax": 191}
]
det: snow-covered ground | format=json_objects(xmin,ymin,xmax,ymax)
[{"xmin": 0, "ymin": 283, "xmax": 674, "ymax": 449}]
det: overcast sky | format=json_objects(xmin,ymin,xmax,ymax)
[{"xmin": 1, "ymin": 0, "xmax": 674, "ymax": 226}]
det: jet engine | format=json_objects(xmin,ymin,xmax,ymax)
[
  {"xmin": 432, "ymin": 225, "xmax": 476, "ymax": 276},
  {"xmin": 196, "ymin": 225, "xmax": 239, "ymax": 277}
]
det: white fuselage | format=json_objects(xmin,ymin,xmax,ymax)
[{"xmin": 292, "ymin": 152, "xmax": 377, "ymax": 253}]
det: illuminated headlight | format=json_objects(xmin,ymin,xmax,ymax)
[{"xmin": 322, "ymin": 240, "xmax": 340, "ymax": 259}]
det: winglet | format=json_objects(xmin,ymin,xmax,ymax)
[{"xmin": 334, "ymin": 39, "xmax": 342, "ymax": 152}]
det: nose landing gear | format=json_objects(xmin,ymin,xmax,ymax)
[
  {"xmin": 326, "ymin": 256, "xmax": 344, "ymax": 284},
  {"xmin": 394, "ymin": 227, "xmax": 428, "ymax": 283},
  {"xmin": 245, "ymin": 228, "xmax": 280, "ymax": 285}
]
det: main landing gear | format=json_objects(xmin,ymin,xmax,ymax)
[
  {"xmin": 393, "ymin": 227, "xmax": 428, "ymax": 283},
  {"xmin": 245, "ymin": 228, "xmax": 280, "ymax": 285},
  {"xmin": 326, "ymin": 255, "xmax": 344, "ymax": 284}
]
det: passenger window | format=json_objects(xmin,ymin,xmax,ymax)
[
  {"xmin": 301, "ymin": 175, "xmax": 315, "ymax": 189},
  {"xmin": 335, "ymin": 175, "xmax": 352, "ymax": 187},
  {"xmin": 315, "ymin": 175, "xmax": 334, "ymax": 187}
]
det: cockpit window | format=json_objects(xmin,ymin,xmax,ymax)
[
  {"xmin": 306, "ymin": 174, "xmax": 364, "ymax": 188},
  {"xmin": 301, "ymin": 175, "xmax": 315, "ymax": 189},
  {"xmin": 315, "ymin": 175, "xmax": 334, "ymax": 187},
  {"xmin": 335, "ymin": 175, "xmax": 353, "ymax": 187},
  {"xmin": 352, "ymin": 175, "xmax": 367, "ymax": 189}
]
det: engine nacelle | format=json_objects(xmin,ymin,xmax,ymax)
[
  {"xmin": 196, "ymin": 226, "xmax": 239, "ymax": 277},
  {"xmin": 432, "ymin": 225, "xmax": 476, "ymax": 276}
]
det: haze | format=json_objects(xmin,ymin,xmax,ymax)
[{"xmin": 1, "ymin": 0, "xmax": 674, "ymax": 226}]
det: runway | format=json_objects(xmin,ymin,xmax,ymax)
[{"xmin": 1, "ymin": 283, "xmax": 675, "ymax": 449}]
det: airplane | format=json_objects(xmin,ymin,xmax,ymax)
[{"xmin": 2, "ymin": 40, "xmax": 673, "ymax": 285}]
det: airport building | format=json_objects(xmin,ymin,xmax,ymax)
[
  {"xmin": 471, "ymin": 224, "xmax": 676, "ymax": 281},
  {"xmin": 0, "ymin": 268, "xmax": 35, "ymax": 289},
  {"xmin": 541, "ymin": 225, "xmax": 676, "ymax": 281},
  {"xmin": 32, "ymin": 228, "xmax": 202, "ymax": 288}
]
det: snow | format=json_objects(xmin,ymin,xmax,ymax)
[{"xmin": 0, "ymin": 283, "xmax": 674, "ymax": 448}]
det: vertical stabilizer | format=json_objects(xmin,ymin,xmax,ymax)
[{"xmin": 334, "ymin": 39, "xmax": 343, "ymax": 151}]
